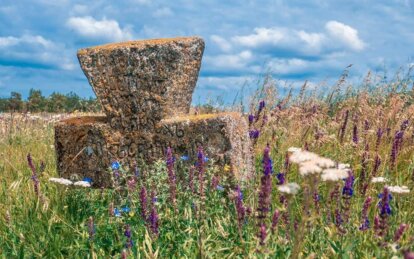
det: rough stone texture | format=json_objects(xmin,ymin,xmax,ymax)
[
  {"xmin": 55, "ymin": 113, "xmax": 252, "ymax": 187},
  {"xmin": 77, "ymin": 37, "xmax": 205, "ymax": 132},
  {"xmin": 55, "ymin": 36, "xmax": 253, "ymax": 187}
]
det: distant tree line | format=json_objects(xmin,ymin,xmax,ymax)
[{"xmin": 0, "ymin": 89, "xmax": 101, "ymax": 113}]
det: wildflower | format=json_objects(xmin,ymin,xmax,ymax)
[
  {"xmin": 83, "ymin": 177, "xmax": 92, "ymax": 184},
  {"xmin": 166, "ymin": 147, "xmax": 177, "ymax": 207},
  {"xmin": 140, "ymin": 186, "xmax": 148, "ymax": 220},
  {"xmin": 73, "ymin": 181, "xmax": 91, "ymax": 188},
  {"xmin": 314, "ymin": 157, "xmax": 336, "ymax": 169},
  {"xmin": 248, "ymin": 114, "xmax": 255, "ymax": 124},
  {"xmin": 111, "ymin": 161, "xmax": 120, "ymax": 170},
  {"xmin": 342, "ymin": 171, "xmax": 354, "ymax": 197},
  {"xmin": 339, "ymin": 110, "xmax": 349, "ymax": 143},
  {"xmin": 378, "ymin": 187, "xmax": 392, "ymax": 237},
  {"xmin": 234, "ymin": 186, "xmax": 246, "ymax": 231},
  {"xmin": 223, "ymin": 164, "xmax": 231, "ymax": 173},
  {"xmin": 259, "ymin": 223, "xmax": 267, "ymax": 245},
  {"xmin": 258, "ymin": 100, "xmax": 265, "ymax": 113},
  {"xmin": 124, "ymin": 224, "xmax": 133, "ymax": 248},
  {"xmin": 271, "ymin": 210, "xmax": 280, "ymax": 233},
  {"xmin": 371, "ymin": 177, "xmax": 388, "ymax": 183},
  {"xmin": 257, "ymin": 145, "xmax": 273, "ymax": 239},
  {"xmin": 375, "ymin": 128, "xmax": 383, "ymax": 151},
  {"xmin": 216, "ymin": 185, "xmax": 224, "ymax": 192},
  {"xmin": 289, "ymin": 150, "xmax": 319, "ymax": 164},
  {"xmin": 359, "ymin": 196, "xmax": 372, "ymax": 231},
  {"xmin": 387, "ymin": 185, "xmax": 410, "ymax": 194},
  {"xmin": 27, "ymin": 154, "xmax": 40, "ymax": 197},
  {"xmin": 276, "ymin": 172, "xmax": 285, "ymax": 185},
  {"xmin": 321, "ymin": 168, "xmax": 349, "ymax": 182},
  {"xmin": 188, "ymin": 166, "xmax": 195, "ymax": 193},
  {"xmin": 299, "ymin": 161, "xmax": 322, "ymax": 176},
  {"xmin": 210, "ymin": 175, "xmax": 219, "ymax": 190},
  {"xmin": 149, "ymin": 205, "xmax": 159, "ymax": 236},
  {"xmin": 249, "ymin": 129, "xmax": 260, "ymax": 139},
  {"xmin": 393, "ymin": 223, "xmax": 407, "ymax": 243},
  {"xmin": 277, "ymin": 183, "xmax": 300, "ymax": 195},
  {"xmin": 352, "ymin": 124, "xmax": 359, "ymax": 144},
  {"xmin": 122, "ymin": 206, "xmax": 130, "ymax": 213},
  {"xmin": 197, "ymin": 146, "xmax": 206, "ymax": 199},
  {"xmin": 114, "ymin": 208, "xmax": 122, "ymax": 217},
  {"xmin": 287, "ymin": 147, "xmax": 302, "ymax": 153},
  {"xmin": 49, "ymin": 177, "xmax": 73, "ymax": 186},
  {"xmin": 180, "ymin": 155, "xmax": 189, "ymax": 161},
  {"xmin": 338, "ymin": 163, "xmax": 350, "ymax": 170}
]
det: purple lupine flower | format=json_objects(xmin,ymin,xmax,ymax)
[
  {"xmin": 359, "ymin": 196, "xmax": 372, "ymax": 231},
  {"xmin": 87, "ymin": 216, "xmax": 95, "ymax": 240},
  {"xmin": 401, "ymin": 120, "xmax": 409, "ymax": 131},
  {"xmin": 27, "ymin": 154, "xmax": 40, "ymax": 197},
  {"xmin": 378, "ymin": 187, "xmax": 392, "ymax": 237},
  {"xmin": 249, "ymin": 129, "xmax": 260, "ymax": 139},
  {"xmin": 375, "ymin": 128, "xmax": 383, "ymax": 151},
  {"xmin": 149, "ymin": 205, "xmax": 159, "ymax": 236},
  {"xmin": 313, "ymin": 191, "xmax": 320, "ymax": 213},
  {"xmin": 394, "ymin": 223, "xmax": 408, "ymax": 243},
  {"xmin": 139, "ymin": 186, "xmax": 148, "ymax": 221},
  {"xmin": 197, "ymin": 146, "xmax": 206, "ymax": 199},
  {"xmin": 276, "ymin": 172, "xmax": 285, "ymax": 185},
  {"xmin": 248, "ymin": 114, "xmax": 255, "ymax": 125},
  {"xmin": 234, "ymin": 186, "xmax": 246, "ymax": 231},
  {"xmin": 374, "ymin": 215, "xmax": 380, "ymax": 235},
  {"xmin": 342, "ymin": 171, "xmax": 354, "ymax": 197},
  {"xmin": 124, "ymin": 224, "xmax": 133, "ymax": 248},
  {"xmin": 259, "ymin": 223, "xmax": 267, "ymax": 245},
  {"xmin": 258, "ymin": 100, "xmax": 265, "ymax": 113},
  {"xmin": 271, "ymin": 210, "xmax": 280, "ymax": 233},
  {"xmin": 166, "ymin": 147, "xmax": 177, "ymax": 207},
  {"xmin": 257, "ymin": 145, "xmax": 273, "ymax": 234},
  {"xmin": 390, "ymin": 130, "xmax": 404, "ymax": 169},
  {"xmin": 339, "ymin": 110, "xmax": 349, "ymax": 143},
  {"xmin": 352, "ymin": 124, "xmax": 359, "ymax": 144},
  {"xmin": 211, "ymin": 175, "xmax": 219, "ymax": 190}
]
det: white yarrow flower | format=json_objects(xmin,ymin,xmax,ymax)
[
  {"xmin": 289, "ymin": 150, "xmax": 319, "ymax": 164},
  {"xmin": 278, "ymin": 182, "xmax": 300, "ymax": 195},
  {"xmin": 73, "ymin": 181, "xmax": 91, "ymax": 188},
  {"xmin": 321, "ymin": 169, "xmax": 349, "ymax": 182},
  {"xmin": 338, "ymin": 163, "xmax": 351, "ymax": 170},
  {"xmin": 49, "ymin": 177, "xmax": 73, "ymax": 186},
  {"xmin": 371, "ymin": 177, "xmax": 388, "ymax": 183},
  {"xmin": 287, "ymin": 147, "xmax": 302, "ymax": 153},
  {"xmin": 386, "ymin": 185, "xmax": 410, "ymax": 194},
  {"xmin": 314, "ymin": 157, "xmax": 336, "ymax": 168},
  {"xmin": 299, "ymin": 161, "xmax": 322, "ymax": 176}
]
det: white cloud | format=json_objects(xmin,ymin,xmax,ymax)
[
  {"xmin": 198, "ymin": 76, "xmax": 253, "ymax": 91},
  {"xmin": 66, "ymin": 16, "xmax": 134, "ymax": 42},
  {"xmin": 325, "ymin": 21, "xmax": 365, "ymax": 51},
  {"xmin": 153, "ymin": 7, "xmax": 173, "ymax": 17},
  {"xmin": 0, "ymin": 35, "xmax": 54, "ymax": 48},
  {"xmin": 211, "ymin": 35, "xmax": 232, "ymax": 52},
  {"xmin": 232, "ymin": 27, "xmax": 285, "ymax": 48},
  {"xmin": 71, "ymin": 4, "xmax": 89, "ymax": 15},
  {"xmin": 205, "ymin": 50, "xmax": 253, "ymax": 69}
]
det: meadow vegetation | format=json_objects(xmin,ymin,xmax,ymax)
[{"xmin": 1, "ymin": 68, "xmax": 414, "ymax": 258}]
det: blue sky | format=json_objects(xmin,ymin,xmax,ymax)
[{"xmin": 0, "ymin": 0, "xmax": 413, "ymax": 104}]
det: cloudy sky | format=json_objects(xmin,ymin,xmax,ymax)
[{"xmin": 0, "ymin": 0, "xmax": 413, "ymax": 103}]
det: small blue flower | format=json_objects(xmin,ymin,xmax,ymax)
[
  {"xmin": 152, "ymin": 197, "xmax": 158, "ymax": 203},
  {"xmin": 216, "ymin": 185, "xmax": 224, "ymax": 191},
  {"xmin": 111, "ymin": 161, "xmax": 120, "ymax": 170},
  {"xmin": 114, "ymin": 208, "xmax": 121, "ymax": 217},
  {"xmin": 83, "ymin": 177, "xmax": 92, "ymax": 183},
  {"xmin": 180, "ymin": 155, "xmax": 189, "ymax": 161},
  {"xmin": 204, "ymin": 157, "xmax": 209, "ymax": 162},
  {"xmin": 122, "ymin": 206, "xmax": 130, "ymax": 213}
]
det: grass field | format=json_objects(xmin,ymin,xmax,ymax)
[{"xmin": 1, "ymin": 72, "xmax": 414, "ymax": 258}]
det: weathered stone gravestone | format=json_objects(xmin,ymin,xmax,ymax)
[{"xmin": 55, "ymin": 37, "xmax": 252, "ymax": 187}]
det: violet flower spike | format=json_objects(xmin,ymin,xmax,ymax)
[
  {"xmin": 166, "ymin": 147, "xmax": 177, "ymax": 207},
  {"xmin": 139, "ymin": 186, "xmax": 148, "ymax": 221},
  {"xmin": 124, "ymin": 224, "xmax": 133, "ymax": 248},
  {"xmin": 394, "ymin": 223, "xmax": 408, "ymax": 243}
]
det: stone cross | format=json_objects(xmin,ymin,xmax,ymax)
[{"xmin": 55, "ymin": 37, "xmax": 252, "ymax": 187}]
